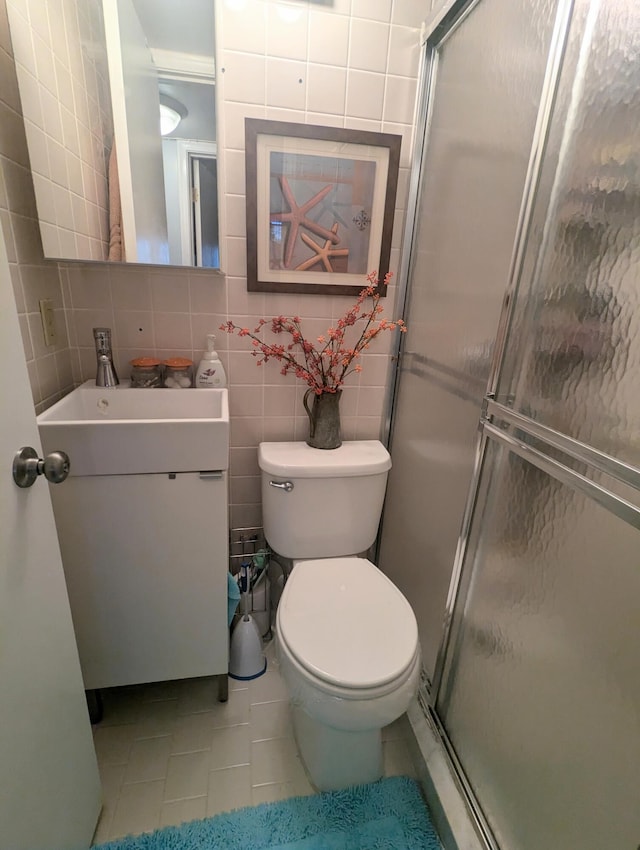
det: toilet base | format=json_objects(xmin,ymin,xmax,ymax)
[{"xmin": 292, "ymin": 704, "xmax": 383, "ymax": 791}]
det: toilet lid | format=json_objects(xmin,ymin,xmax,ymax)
[{"xmin": 278, "ymin": 558, "xmax": 418, "ymax": 689}]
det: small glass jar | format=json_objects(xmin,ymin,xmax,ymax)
[
  {"xmin": 163, "ymin": 357, "xmax": 193, "ymax": 388},
  {"xmin": 130, "ymin": 357, "xmax": 162, "ymax": 388}
]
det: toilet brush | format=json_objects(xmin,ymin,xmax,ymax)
[{"xmin": 228, "ymin": 564, "xmax": 266, "ymax": 680}]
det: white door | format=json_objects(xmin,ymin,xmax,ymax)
[{"xmin": 0, "ymin": 237, "xmax": 102, "ymax": 842}]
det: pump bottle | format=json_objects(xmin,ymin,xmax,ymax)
[{"xmin": 195, "ymin": 334, "xmax": 227, "ymax": 388}]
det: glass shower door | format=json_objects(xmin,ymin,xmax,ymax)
[
  {"xmin": 436, "ymin": 1, "xmax": 640, "ymax": 847},
  {"xmin": 438, "ymin": 438, "xmax": 640, "ymax": 849},
  {"xmin": 378, "ymin": 0, "xmax": 560, "ymax": 678}
]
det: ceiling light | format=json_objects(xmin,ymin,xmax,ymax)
[{"xmin": 160, "ymin": 103, "xmax": 182, "ymax": 135}]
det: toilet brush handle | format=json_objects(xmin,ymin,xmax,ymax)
[
  {"xmin": 241, "ymin": 591, "xmax": 250, "ymax": 621},
  {"xmin": 238, "ymin": 562, "xmax": 251, "ymax": 621}
]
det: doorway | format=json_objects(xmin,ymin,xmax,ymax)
[{"xmin": 162, "ymin": 139, "xmax": 219, "ymax": 268}]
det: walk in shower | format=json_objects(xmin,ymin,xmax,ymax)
[{"xmin": 379, "ymin": 1, "xmax": 640, "ymax": 847}]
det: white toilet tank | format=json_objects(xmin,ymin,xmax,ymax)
[{"xmin": 258, "ymin": 441, "xmax": 392, "ymax": 559}]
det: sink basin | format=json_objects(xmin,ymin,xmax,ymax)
[{"xmin": 37, "ymin": 382, "xmax": 229, "ymax": 476}]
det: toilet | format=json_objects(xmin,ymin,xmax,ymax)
[{"xmin": 258, "ymin": 440, "xmax": 420, "ymax": 791}]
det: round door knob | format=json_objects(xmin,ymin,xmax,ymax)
[
  {"xmin": 13, "ymin": 446, "xmax": 71, "ymax": 488},
  {"xmin": 42, "ymin": 451, "xmax": 71, "ymax": 483}
]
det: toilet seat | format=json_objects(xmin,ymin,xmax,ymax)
[
  {"xmin": 277, "ymin": 625, "xmax": 421, "ymax": 702},
  {"xmin": 277, "ymin": 557, "xmax": 419, "ymax": 690}
]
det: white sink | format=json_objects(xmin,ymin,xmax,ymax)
[{"xmin": 37, "ymin": 382, "xmax": 229, "ymax": 476}]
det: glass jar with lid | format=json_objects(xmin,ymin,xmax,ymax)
[
  {"xmin": 163, "ymin": 357, "xmax": 193, "ymax": 388},
  {"xmin": 130, "ymin": 357, "xmax": 162, "ymax": 388}
]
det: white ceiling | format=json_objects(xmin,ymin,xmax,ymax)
[{"xmin": 131, "ymin": 0, "xmax": 215, "ymax": 57}]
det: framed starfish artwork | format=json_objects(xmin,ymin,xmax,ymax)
[{"xmin": 245, "ymin": 119, "xmax": 401, "ymax": 296}]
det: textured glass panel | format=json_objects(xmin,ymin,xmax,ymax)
[
  {"xmin": 498, "ymin": 1, "xmax": 640, "ymax": 467},
  {"xmin": 439, "ymin": 440, "xmax": 640, "ymax": 850},
  {"xmin": 379, "ymin": 0, "xmax": 558, "ymax": 675}
]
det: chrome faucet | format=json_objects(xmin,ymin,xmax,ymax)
[{"xmin": 93, "ymin": 327, "xmax": 119, "ymax": 387}]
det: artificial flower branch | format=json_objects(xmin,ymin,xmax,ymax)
[{"xmin": 220, "ymin": 272, "xmax": 406, "ymax": 394}]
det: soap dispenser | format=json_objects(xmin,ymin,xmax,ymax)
[{"xmin": 195, "ymin": 334, "xmax": 227, "ymax": 388}]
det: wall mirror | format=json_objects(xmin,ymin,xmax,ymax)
[{"xmin": 7, "ymin": 0, "xmax": 219, "ymax": 268}]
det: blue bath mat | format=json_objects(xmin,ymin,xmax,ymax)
[{"xmin": 94, "ymin": 776, "xmax": 441, "ymax": 849}]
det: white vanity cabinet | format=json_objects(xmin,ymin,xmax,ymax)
[{"xmin": 49, "ymin": 469, "xmax": 228, "ymax": 690}]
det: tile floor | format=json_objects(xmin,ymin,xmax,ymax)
[{"xmin": 91, "ymin": 639, "xmax": 417, "ymax": 845}]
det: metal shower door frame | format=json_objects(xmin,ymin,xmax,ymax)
[
  {"xmin": 435, "ymin": 0, "xmax": 640, "ymax": 711},
  {"xmin": 382, "ymin": 0, "xmax": 577, "ymax": 846},
  {"xmin": 386, "ymin": 0, "xmax": 576, "ymax": 700}
]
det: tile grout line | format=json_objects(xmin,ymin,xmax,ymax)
[{"xmin": 93, "ymin": 665, "xmax": 417, "ymax": 845}]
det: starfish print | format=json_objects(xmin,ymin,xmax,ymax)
[
  {"xmin": 270, "ymin": 176, "xmax": 340, "ymax": 268},
  {"xmin": 295, "ymin": 222, "xmax": 349, "ymax": 273},
  {"xmin": 315, "ymin": 194, "xmax": 349, "ymax": 229}
]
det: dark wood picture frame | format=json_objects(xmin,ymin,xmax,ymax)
[{"xmin": 245, "ymin": 119, "xmax": 401, "ymax": 296}]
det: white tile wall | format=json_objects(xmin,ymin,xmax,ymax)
[
  {"xmin": 266, "ymin": 4, "xmax": 308, "ymax": 61},
  {"xmin": 345, "ymin": 69, "xmax": 386, "ymax": 120},
  {"xmin": 2, "ymin": 0, "xmax": 432, "ymax": 525},
  {"xmin": 306, "ymin": 65, "xmax": 348, "ymax": 116},
  {"xmin": 6, "ymin": 0, "xmax": 111, "ymax": 261},
  {"xmin": 308, "ymin": 11, "xmax": 350, "ymax": 66},
  {"xmin": 210, "ymin": 0, "xmax": 425, "ymax": 524},
  {"xmin": 0, "ymin": 1, "xmax": 74, "ymax": 411},
  {"xmin": 349, "ymin": 18, "xmax": 390, "ymax": 74}
]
